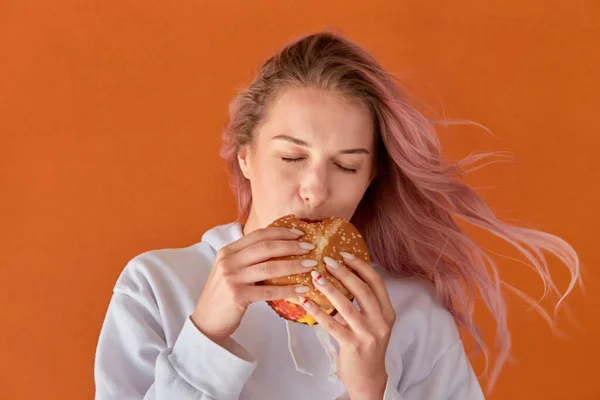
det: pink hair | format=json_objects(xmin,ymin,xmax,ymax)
[{"xmin": 219, "ymin": 31, "xmax": 581, "ymax": 391}]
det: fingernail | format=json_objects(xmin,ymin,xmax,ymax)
[
  {"xmin": 295, "ymin": 286, "xmax": 310, "ymax": 294},
  {"xmin": 323, "ymin": 256, "xmax": 339, "ymax": 269},
  {"xmin": 299, "ymin": 242, "xmax": 315, "ymax": 250},
  {"xmin": 301, "ymin": 259, "xmax": 318, "ymax": 268},
  {"xmin": 311, "ymin": 270, "xmax": 326, "ymax": 285},
  {"xmin": 289, "ymin": 228, "xmax": 304, "ymax": 236},
  {"xmin": 301, "ymin": 297, "xmax": 312, "ymax": 309},
  {"xmin": 339, "ymin": 251, "xmax": 355, "ymax": 260}
]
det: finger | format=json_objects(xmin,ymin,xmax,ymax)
[
  {"xmin": 232, "ymin": 239, "xmax": 315, "ymax": 268},
  {"xmin": 321, "ymin": 256, "xmax": 381, "ymax": 317},
  {"xmin": 239, "ymin": 258, "xmax": 318, "ymax": 283},
  {"xmin": 310, "ymin": 270, "xmax": 367, "ymax": 333},
  {"xmin": 223, "ymin": 226, "xmax": 306, "ymax": 256},
  {"xmin": 339, "ymin": 252, "xmax": 395, "ymax": 320},
  {"xmin": 245, "ymin": 284, "xmax": 311, "ymax": 303},
  {"xmin": 300, "ymin": 297, "xmax": 352, "ymax": 343},
  {"xmin": 334, "ymin": 312, "xmax": 349, "ymax": 328}
]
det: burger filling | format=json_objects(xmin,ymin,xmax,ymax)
[{"xmin": 270, "ymin": 299, "xmax": 320, "ymax": 326}]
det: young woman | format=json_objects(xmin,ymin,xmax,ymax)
[{"xmin": 94, "ymin": 31, "xmax": 580, "ymax": 400}]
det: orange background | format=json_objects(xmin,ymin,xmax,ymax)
[{"xmin": 1, "ymin": 1, "xmax": 598, "ymax": 399}]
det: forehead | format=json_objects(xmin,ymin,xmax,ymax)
[{"xmin": 258, "ymin": 86, "xmax": 375, "ymax": 149}]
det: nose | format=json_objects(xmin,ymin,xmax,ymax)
[{"xmin": 298, "ymin": 164, "xmax": 330, "ymax": 209}]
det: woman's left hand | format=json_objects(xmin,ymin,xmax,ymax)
[{"xmin": 301, "ymin": 252, "xmax": 396, "ymax": 400}]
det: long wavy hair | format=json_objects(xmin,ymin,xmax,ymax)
[{"xmin": 219, "ymin": 31, "xmax": 581, "ymax": 391}]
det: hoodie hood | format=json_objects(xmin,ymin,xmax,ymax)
[{"xmin": 201, "ymin": 221, "xmax": 244, "ymax": 253}]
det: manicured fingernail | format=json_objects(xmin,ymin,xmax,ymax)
[
  {"xmin": 299, "ymin": 242, "xmax": 315, "ymax": 250},
  {"xmin": 289, "ymin": 228, "xmax": 304, "ymax": 236},
  {"xmin": 301, "ymin": 297, "xmax": 312, "ymax": 309},
  {"xmin": 323, "ymin": 256, "xmax": 339, "ymax": 269},
  {"xmin": 311, "ymin": 270, "xmax": 326, "ymax": 285},
  {"xmin": 301, "ymin": 259, "xmax": 318, "ymax": 268},
  {"xmin": 295, "ymin": 286, "xmax": 310, "ymax": 294},
  {"xmin": 339, "ymin": 251, "xmax": 355, "ymax": 260}
]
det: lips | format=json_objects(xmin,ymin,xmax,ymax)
[
  {"xmin": 293, "ymin": 215, "xmax": 324, "ymax": 223},
  {"xmin": 299, "ymin": 218, "xmax": 322, "ymax": 223}
]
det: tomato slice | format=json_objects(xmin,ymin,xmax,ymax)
[{"xmin": 270, "ymin": 299, "xmax": 307, "ymax": 321}]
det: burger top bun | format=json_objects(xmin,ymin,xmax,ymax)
[{"xmin": 261, "ymin": 214, "xmax": 370, "ymax": 317}]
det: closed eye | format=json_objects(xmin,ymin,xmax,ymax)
[{"xmin": 280, "ymin": 157, "xmax": 358, "ymax": 174}]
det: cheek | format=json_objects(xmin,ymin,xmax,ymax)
[
  {"xmin": 330, "ymin": 176, "xmax": 371, "ymax": 212},
  {"xmin": 255, "ymin": 159, "xmax": 297, "ymax": 193},
  {"xmin": 331, "ymin": 173, "xmax": 370, "ymax": 196}
]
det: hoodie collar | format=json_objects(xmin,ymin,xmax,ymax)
[{"xmin": 201, "ymin": 221, "xmax": 244, "ymax": 253}]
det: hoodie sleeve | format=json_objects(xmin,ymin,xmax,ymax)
[
  {"xmin": 336, "ymin": 341, "xmax": 483, "ymax": 400},
  {"xmin": 94, "ymin": 290, "xmax": 257, "ymax": 400}
]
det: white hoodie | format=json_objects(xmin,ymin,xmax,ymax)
[{"xmin": 94, "ymin": 221, "xmax": 485, "ymax": 400}]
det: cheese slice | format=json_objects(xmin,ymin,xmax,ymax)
[
  {"xmin": 297, "ymin": 314, "xmax": 317, "ymax": 326},
  {"xmin": 296, "ymin": 307, "xmax": 335, "ymax": 326}
]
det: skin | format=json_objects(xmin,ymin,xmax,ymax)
[{"xmin": 193, "ymin": 86, "xmax": 395, "ymax": 399}]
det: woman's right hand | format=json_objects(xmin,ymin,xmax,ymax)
[{"xmin": 191, "ymin": 226, "xmax": 316, "ymax": 346}]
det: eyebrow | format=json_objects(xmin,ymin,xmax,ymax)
[{"xmin": 272, "ymin": 134, "xmax": 370, "ymax": 155}]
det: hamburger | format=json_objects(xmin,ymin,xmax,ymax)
[{"xmin": 259, "ymin": 214, "xmax": 370, "ymax": 326}]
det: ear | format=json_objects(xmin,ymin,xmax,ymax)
[{"xmin": 237, "ymin": 145, "xmax": 252, "ymax": 180}]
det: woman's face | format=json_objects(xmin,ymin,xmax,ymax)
[{"xmin": 238, "ymin": 86, "xmax": 376, "ymax": 232}]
